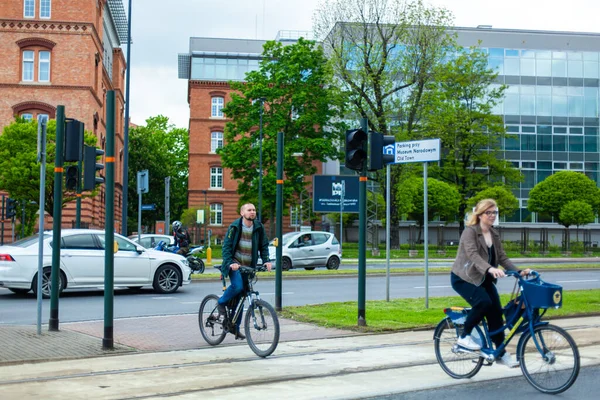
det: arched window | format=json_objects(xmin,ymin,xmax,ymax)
[
  {"xmin": 210, "ymin": 132, "xmax": 223, "ymax": 152},
  {"xmin": 211, "ymin": 97, "xmax": 224, "ymax": 117},
  {"xmin": 17, "ymin": 38, "xmax": 55, "ymax": 83},
  {"xmin": 210, "ymin": 204, "xmax": 223, "ymax": 225}
]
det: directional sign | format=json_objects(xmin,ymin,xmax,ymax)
[
  {"xmin": 141, "ymin": 204, "xmax": 156, "ymax": 211},
  {"xmin": 388, "ymin": 139, "xmax": 441, "ymax": 164}
]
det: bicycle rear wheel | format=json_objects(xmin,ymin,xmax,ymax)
[
  {"xmin": 518, "ymin": 324, "xmax": 580, "ymax": 394},
  {"xmin": 434, "ymin": 317, "xmax": 484, "ymax": 379},
  {"xmin": 244, "ymin": 299, "xmax": 280, "ymax": 358},
  {"xmin": 198, "ymin": 294, "xmax": 227, "ymax": 346}
]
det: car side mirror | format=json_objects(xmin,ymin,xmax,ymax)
[{"xmin": 135, "ymin": 245, "xmax": 144, "ymax": 254}]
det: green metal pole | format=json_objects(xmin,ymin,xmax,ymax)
[
  {"xmin": 75, "ymin": 159, "xmax": 82, "ymax": 228},
  {"xmin": 358, "ymin": 117, "xmax": 367, "ymax": 326},
  {"xmin": 103, "ymin": 90, "xmax": 115, "ymax": 349},
  {"xmin": 275, "ymin": 131, "xmax": 283, "ymax": 311},
  {"xmin": 49, "ymin": 105, "xmax": 65, "ymax": 331}
]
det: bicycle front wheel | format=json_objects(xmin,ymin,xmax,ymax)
[
  {"xmin": 244, "ymin": 299, "xmax": 280, "ymax": 358},
  {"xmin": 518, "ymin": 324, "xmax": 580, "ymax": 394},
  {"xmin": 434, "ymin": 317, "xmax": 484, "ymax": 379},
  {"xmin": 198, "ymin": 294, "xmax": 227, "ymax": 346}
]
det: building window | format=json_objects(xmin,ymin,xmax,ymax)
[
  {"xmin": 23, "ymin": 50, "xmax": 34, "ymax": 81},
  {"xmin": 21, "ymin": 113, "xmax": 34, "ymax": 121},
  {"xmin": 290, "ymin": 206, "xmax": 299, "ymax": 227},
  {"xmin": 210, "ymin": 204, "xmax": 223, "ymax": 225},
  {"xmin": 211, "ymin": 97, "xmax": 224, "ymax": 117},
  {"xmin": 210, "ymin": 167, "xmax": 223, "ymax": 188},
  {"xmin": 211, "ymin": 132, "xmax": 223, "ymax": 152},
  {"xmin": 38, "ymin": 51, "xmax": 50, "ymax": 81},
  {"xmin": 24, "ymin": 0, "xmax": 34, "ymax": 18},
  {"xmin": 40, "ymin": 0, "xmax": 51, "ymax": 18}
]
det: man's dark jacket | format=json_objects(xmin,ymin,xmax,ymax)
[{"xmin": 220, "ymin": 217, "xmax": 270, "ymax": 278}]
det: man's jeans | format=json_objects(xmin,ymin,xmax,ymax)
[
  {"xmin": 218, "ymin": 269, "xmax": 244, "ymax": 328},
  {"xmin": 450, "ymin": 272, "xmax": 505, "ymax": 351}
]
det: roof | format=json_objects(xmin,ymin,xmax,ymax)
[{"xmin": 106, "ymin": 0, "xmax": 131, "ymax": 45}]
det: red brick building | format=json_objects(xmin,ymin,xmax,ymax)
[
  {"xmin": 178, "ymin": 33, "xmax": 329, "ymax": 239},
  {"xmin": 0, "ymin": 0, "xmax": 129, "ymax": 239}
]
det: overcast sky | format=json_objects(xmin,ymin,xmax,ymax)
[{"xmin": 124, "ymin": 0, "xmax": 600, "ymax": 129}]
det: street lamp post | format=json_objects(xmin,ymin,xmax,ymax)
[
  {"xmin": 122, "ymin": 0, "xmax": 132, "ymax": 236},
  {"xmin": 257, "ymin": 98, "xmax": 265, "ymax": 223},
  {"xmin": 202, "ymin": 190, "xmax": 207, "ymax": 244}
]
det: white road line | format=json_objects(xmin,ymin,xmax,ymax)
[
  {"xmin": 151, "ymin": 297, "xmax": 176, "ymax": 300},
  {"xmin": 260, "ymin": 292, "xmax": 295, "ymax": 295},
  {"xmin": 180, "ymin": 302, "xmax": 202, "ymax": 304},
  {"xmin": 414, "ymin": 286, "xmax": 451, "ymax": 289},
  {"xmin": 556, "ymin": 279, "xmax": 599, "ymax": 283}
]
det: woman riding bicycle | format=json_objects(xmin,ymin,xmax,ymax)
[{"xmin": 451, "ymin": 198, "xmax": 530, "ymax": 368}]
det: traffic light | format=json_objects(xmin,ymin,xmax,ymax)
[
  {"xmin": 83, "ymin": 145, "xmax": 105, "ymax": 191},
  {"xmin": 368, "ymin": 131, "xmax": 395, "ymax": 171},
  {"xmin": 345, "ymin": 128, "xmax": 368, "ymax": 171},
  {"xmin": 65, "ymin": 165, "xmax": 78, "ymax": 190},
  {"xmin": 64, "ymin": 120, "xmax": 84, "ymax": 162},
  {"xmin": 5, "ymin": 198, "xmax": 17, "ymax": 219}
]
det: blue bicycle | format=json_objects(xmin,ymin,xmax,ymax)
[{"xmin": 434, "ymin": 270, "xmax": 580, "ymax": 394}]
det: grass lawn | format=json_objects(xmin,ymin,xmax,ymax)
[{"xmin": 279, "ymin": 289, "xmax": 600, "ymax": 333}]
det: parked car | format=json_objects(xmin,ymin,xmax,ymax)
[
  {"xmin": 129, "ymin": 234, "xmax": 174, "ymax": 249},
  {"xmin": 0, "ymin": 229, "xmax": 191, "ymax": 297},
  {"xmin": 268, "ymin": 231, "xmax": 341, "ymax": 271}
]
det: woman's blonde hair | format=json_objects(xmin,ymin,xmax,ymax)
[{"xmin": 466, "ymin": 198, "xmax": 498, "ymax": 226}]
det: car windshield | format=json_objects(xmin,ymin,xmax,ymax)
[
  {"xmin": 8, "ymin": 233, "xmax": 51, "ymax": 248},
  {"xmin": 269, "ymin": 232, "xmax": 298, "ymax": 247}
]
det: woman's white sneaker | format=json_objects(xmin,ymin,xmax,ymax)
[
  {"xmin": 456, "ymin": 335, "xmax": 481, "ymax": 350},
  {"xmin": 496, "ymin": 352, "xmax": 519, "ymax": 368}
]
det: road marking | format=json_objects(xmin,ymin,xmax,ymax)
[
  {"xmin": 556, "ymin": 279, "xmax": 599, "ymax": 283},
  {"xmin": 260, "ymin": 292, "xmax": 295, "ymax": 295},
  {"xmin": 180, "ymin": 301, "xmax": 202, "ymax": 304},
  {"xmin": 151, "ymin": 297, "xmax": 176, "ymax": 300},
  {"xmin": 414, "ymin": 286, "xmax": 451, "ymax": 289}
]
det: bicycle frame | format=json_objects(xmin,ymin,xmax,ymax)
[{"xmin": 221, "ymin": 267, "xmax": 263, "ymax": 331}]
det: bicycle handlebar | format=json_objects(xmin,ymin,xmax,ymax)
[{"xmin": 505, "ymin": 269, "xmax": 539, "ymax": 279}]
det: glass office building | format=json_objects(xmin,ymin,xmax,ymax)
[{"xmin": 455, "ymin": 27, "xmax": 600, "ymax": 225}]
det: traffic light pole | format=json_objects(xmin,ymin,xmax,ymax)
[
  {"xmin": 50, "ymin": 105, "xmax": 65, "ymax": 331},
  {"xmin": 104, "ymin": 90, "xmax": 116, "ymax": 349},
  {"xmin": 358, "ymin": 117, "xmax": 368, "ymax": 326},
  {"xmin": 75, "ymin": 159, "xmax": 82, "ymax": 228},
  {"xmin": 1, "ymin": 195, "xmax": 5, "ymax": 246},
  {"xmin": 275, "ymin": 131, "xmax": 283, "ymax": 311}
]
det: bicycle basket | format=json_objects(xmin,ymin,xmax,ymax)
[{"xmin": 522, "ymin": 279, "xmax": 563, "ymax": 309}]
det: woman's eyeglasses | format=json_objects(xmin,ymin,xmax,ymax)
[{"xmin": 484, "ymin": 211, "xmax": 499, "ymax": 216}]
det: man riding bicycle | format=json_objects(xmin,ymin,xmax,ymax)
[{"xmin": 218, "ymin": 203, "xmax": 272, "ymax": 339}]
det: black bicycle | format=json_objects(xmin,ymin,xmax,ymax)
[{"xmin": 198, "ymin": 265, "xmax": 280, "ymax": 358}]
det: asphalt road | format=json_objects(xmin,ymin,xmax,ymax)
[
  {"xmin": 367, "ymin": 365, "xmax": 600, "ymax": 399},
  {"xmin": 1, "ymin": 269, "xmax": 599, "ymax": 325}
]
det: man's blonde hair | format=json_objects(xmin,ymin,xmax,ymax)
[
  {"xmin": 240, "ymin": 203, "xmax": 255, "ymax": 213},
  {"xmin": 466, "ymin": 198, "xmax": 498, "ymax": 226}
]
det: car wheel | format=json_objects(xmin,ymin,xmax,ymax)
[
  {"xmin": 32, "ymin": 268, "xmax": 65, "ymax": 299},
  {"xmin": 282, "ymin": 257, "xmax": 292, "ymax": 271},
  {"xmin": 153, "ymin": 264, "xmax": 182, "ymax": 294},
  {"xmin": 8, "ymin": 288, "xmax": 29, "ymax": 295},
  {"xmin": 304, "ymin": 267, "xmax": 315, "ymax": 271},
  {"xmin": 326, "ymin": 256, "xmax": 340, "ymax": 270}
]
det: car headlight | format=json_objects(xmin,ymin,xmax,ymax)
[{"xmin": 182, "ymin": 258, "xmax": 189, "ymax": 266}]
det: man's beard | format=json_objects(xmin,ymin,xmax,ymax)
[{"xmin": 244, "ymin": 215, "xmax": 256, "ymax": 221}]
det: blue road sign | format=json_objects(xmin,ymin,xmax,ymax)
[
  {"xmin": 313, "ymin": 175, "xmax": 359, "ymax": 213},
  {"xmin": 141, "ymin": 204, "xmax": 156, "ymax": 211}
]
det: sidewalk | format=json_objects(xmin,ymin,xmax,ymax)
[{"xmin": 0, "ymin": 316, "xmax": 599, "ymax": 399}]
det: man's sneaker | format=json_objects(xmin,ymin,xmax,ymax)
[
  {"xmin": 496, "ymin": 352, "xmax": 519, "ymax": 368},
  {"xmin": 456, "ymin": 335, "xmax": 482, "ymax": 350},
  {"xmin": 217, "ymin": 303, "xmax": 226, "ymax": 316},
  {"xmin": 234, "ymin": 329, "xmax": 246, "ymax": 340}
]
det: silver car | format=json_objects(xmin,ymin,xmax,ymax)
[
  {"xmin": 268, "ymin": 231, "xmax": 341, "ymax": 271},
  {"xmin": 129, "ymin": 234, "xmax": 174, "ymax": 249}
]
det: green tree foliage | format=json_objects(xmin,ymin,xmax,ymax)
[
  {"xmin": 467, "ymin": 186, "xmax": 519, "ymax": 219},
  {"xmin": 559, "ymin": 200, "xmax": 595, "ymax": 229},
  {"xmin": 0, "ymin": 119, "xmax": 97, "ymax": 235},
  {"xmin": 127, "ymin": 116, "xmax": 188, "ymax": 235},
  {"xmin": 421, "ymin": 47, "xmax": 522, "ymax": 232},
  {"xmin": 528, "ymin": 171, "xmax": 600, "ymax": 228},
  {"xmin": 219, "ymin": 39, "xmax": 344, "ymax": 235},
  {"xmin": 395, "ymin": 177, "xmax": 460, "ymax": 230}
]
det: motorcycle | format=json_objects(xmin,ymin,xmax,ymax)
[{"xmin": 154, "ymin": 241, "xmax": 206, "ymax": 274}]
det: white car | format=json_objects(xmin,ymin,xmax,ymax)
[
  {"xmin": 0, "ymin": 229, "xmax": 191, "ymax": 297},
  {"xmin": 269, "ymin": 231, "xmax": 342, "ymax": 271},
  {"xmin": 128, "ymin": 234, "xmax": 174, "ymax": 249}
]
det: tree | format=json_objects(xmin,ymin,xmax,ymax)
[
  {"xmin": 0, "ymin": 118, "xmax": 98, "ymax": 235},
  {"xmin": 559, "ymin": 201, "xmax": 595, "ymax": 240},
  {"xmin": 127, "ymin": 116, "xmax": 188, "ymax": 235},
  {"xmin": 467, "ymin": 186, "xmax": 519, "ymax": 220},
  {"xmin": 314, "ymin": 0, "xmax": 455, "ymax": 224},
  {"xmin": 528, "ymin": 171, "xmax": 600, "ymax": 228},
  {"xmin": 395, "ymin": 176, "xmax": 460, "ymax": 240},
  {"xmin": 219, "ymin": 38, "xmax": 344, "ymax": 236},
  {"xmin": 421, "ymin": 47, "xmax": 522, "ymax": 233}
]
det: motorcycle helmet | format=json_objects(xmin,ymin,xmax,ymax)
[{"xmin": 172, "ymin": 220, "xmax": 182, "ymax": 231}]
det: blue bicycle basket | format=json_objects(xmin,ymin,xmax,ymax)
[{"xmin": 522, "ymin": 278, "xmax": 563, "ymax": 309}]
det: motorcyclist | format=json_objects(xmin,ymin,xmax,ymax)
[{"xmin": 172, "ymin": 220, "xmax": 190, "ymax": 256}]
